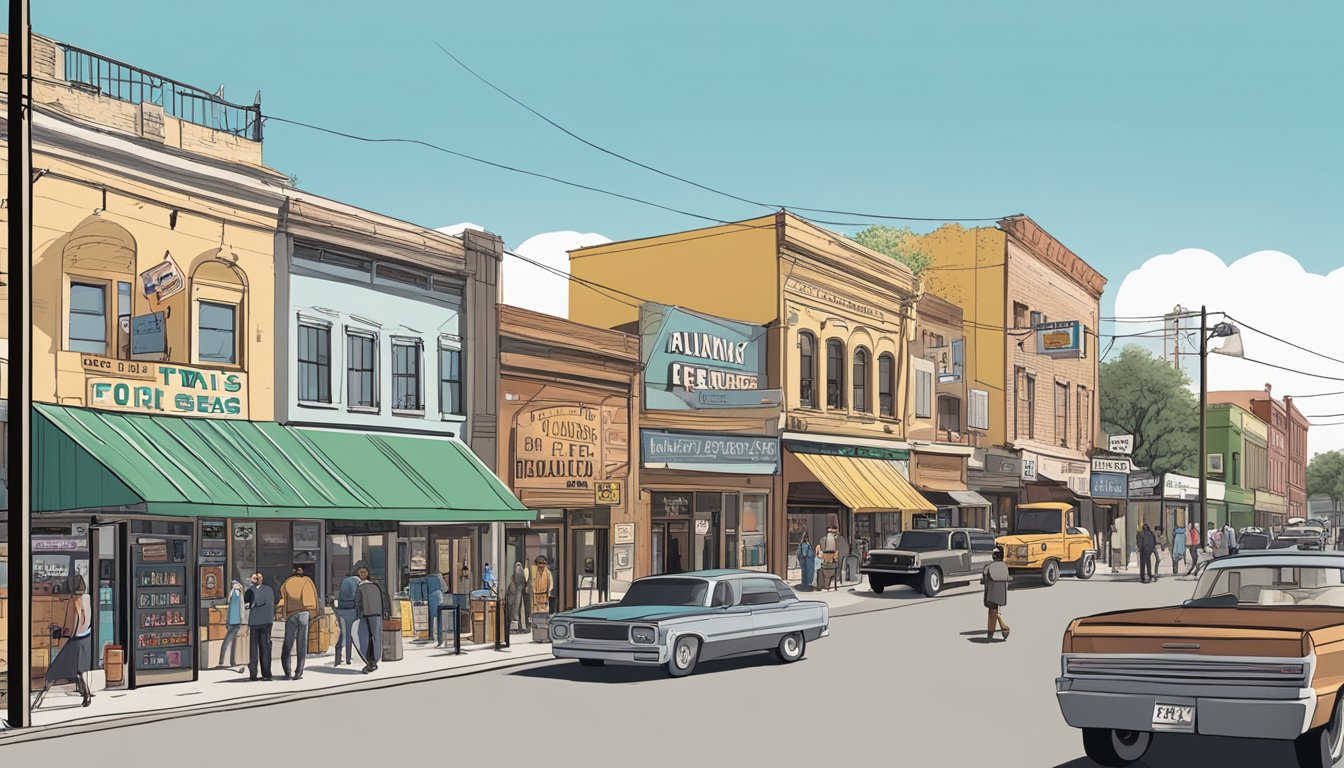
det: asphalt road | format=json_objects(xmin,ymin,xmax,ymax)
[{"xmin": 0, "ymin": 573, "xmax": 1323, "ymax": 766}]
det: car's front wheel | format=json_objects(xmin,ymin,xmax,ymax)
[
  {"xmin": 666, "ymin": 636, "xmax": 700, "ymax": 678},
  {"xmin": 869, "ymin": 577, "xmax": 887, "ymax": 594},
  {"xmin": 920, "ymin": 567, "xmax": 943, "ymax": 597},
  {"xmin": 1076, "ymin": 553, "xmax": 1096, "ymax": 580},
  {"xmin": 1041, "ymin": 559, "xmax": 1061, "ymax": 587},
  {"xmin": 1295, "ymin": 693, "xmax": 1344, "ymax": 768},
  {"xmin": 775, "ymin": 632, "xmax": 805, "ymax": 663},
  {"xmin": 1081, "ymin": 728, "xmax": 1151, "ymax": 767}
]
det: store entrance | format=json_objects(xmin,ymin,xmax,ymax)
[
  {"xmin": 91, "ymin": 523, "xmax": 124, "ymax": 667},
  {"xmin": 571, "ymin": 528, "xmax": 609, "ymax": 606},
  {"xmin": 651, "ymin": 520, "xmax": 690, "ymax": 575}
]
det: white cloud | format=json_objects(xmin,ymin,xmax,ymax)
[
  {"xmin": 435, "ymin": 222, "xmax": 486, "ymax": 237},
  {"xmin": 503, "ymin": 231, "xmax": 612, "ymax": 319},
  {"xmin": 1113, "ymin": 249, "xmax": 1344, "ymax": 457}
]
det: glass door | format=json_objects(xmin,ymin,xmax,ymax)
[
  {"xmin": 651, "ymin": 523, "xmax": 665, "ymax": 576},
  {"xmin": 722, "ymin": 494, "xmax": 740, "ymax": 569},
  {"xmin": 665, "ymin": 521, "xmax": 690, "ymax": 574},
  {"xmin": 571, "ymin": 528, "xmax": 609, "ymax": 607},
  {"xmin": 693, "ymin": 492, "xmax": 721, "ymax": 571}
]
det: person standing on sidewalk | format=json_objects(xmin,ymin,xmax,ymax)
[
  {"xmin": 334, "ymin": 567, "xmax": 361, "ymax": 667},
  {"xmin": 1137, "ymin": 524, "xmax": 1157, "ymax": 584},
  {"xmin": 279, "ymin": 566, "xmax": 318, "ymax": 681},
  {"xmin": 981, "ymin": 549, "xmax": 1011, "ymax": 641},
  {"xmin": 355, "ymin": 566, "xmax": 390, "ymax": 674},
  {"xmin": 1171, "ymin": 523, "xmax": 1188, "ymax": 576},
  {"xmin": 244, "ymin": 572, "xmax": 276, "ymax": 681},
  {"xmin": 1186, "ymin": 523, "xmax": 1203, "ymax": 575},
  {"xmin": 797, "ymin": 533, "xmax": 815, "ymax": 590},
  {"xmin": 218, "ymin": 579, "xmax": 245, "ymax": 669},
  {"xmin": 1109, "ymin": 522, "xmax": 1125, "ymax": 573},
  {"xmin": 1223, "ymin": 522, "xmax": 1239, "ymax": 556}
]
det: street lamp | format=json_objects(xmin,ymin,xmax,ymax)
[{"xmin": 1198, "ymin": 305, "xmax": 1243, "ymax": 548}]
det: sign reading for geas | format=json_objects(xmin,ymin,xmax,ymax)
[{"xmin": 88, "ymin": 364, "xmax": 246, "ymax": 418}]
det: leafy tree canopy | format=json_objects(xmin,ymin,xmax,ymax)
[
  {"xmin": 850, "ymin": 225, "xmax": 931, "ymax": 275},
  {"xmin": 1308, "ymin": 450, "xmax": 1344, "ymax": 510},
  {"xmin": 1100, "ymin": 345, "xmax": 1198, "ymax": 476}
]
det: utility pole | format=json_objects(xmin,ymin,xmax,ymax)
[
  {"xmin": 1197, "ymin": 306, "xmax": 1208, "ymax": 549},
  {"xmin": 6, "ymin": 0, "xmax": 34, "ymax": 730}
]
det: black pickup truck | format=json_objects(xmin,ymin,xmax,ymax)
[{"xmin": 860, "ymin": 528, "xmax": 998, "ymax": 597}]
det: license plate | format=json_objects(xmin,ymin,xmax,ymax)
[{"xmin": 1152, "ymin": 703, "xmax": 1194, "ymax": 728}]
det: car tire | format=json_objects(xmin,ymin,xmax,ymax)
[
  {"xmin": 920, "ymin": 567, "xmax": 943, "ymax": 597},
  {"xmin": 1076, "ymin": 553, "xmax": 1096, "ymax": 580},
  {"xmin": 666, "ymin": 636, "xmax": 700, "ymax": 678},
  {"xmin": 1041, "ymin": 559, "xmax": 1061, "ymax": 587},
  {"xmin": 1081, "ymin": 728, "xmax": 1152, "ymax": 767},
  {"xmin": 579, "ymin": 659, "xmax": 604, "ymax": 668},
  {"xmin": 1295, "ymin": 694, "xmax": 1344, "ymax": 768},
  {"xmin": 870, "ymin": 578, "xmax": 886, "ymax": 594},
  {"xmin": 775, "ymin": 632, "xmax": 805, "ymax": 663}
]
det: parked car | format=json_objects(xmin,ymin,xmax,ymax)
[
  {"xmin": 1237, "ymin": 527, "xmax": 1273, "ymax": 550},
  {"xmin": 549, "ymin": 570, "xmax": 829, "ymax": 677},
  {"xmin": 860, "ymin": 528, "xmax": 997, "ymax": 597},
  {"xmin": 1056, "ymin": 551, "xmax": 1344, "ymax": 767},
  {"xmin": 1276, "ymin": 527, "xmax": 1325, "ymax": 551},
  {"xmin": 995, "ymin": 502, "xmax": 1097, "ymax": 586}
]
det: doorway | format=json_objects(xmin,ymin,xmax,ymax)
[
  {"xmin": 571, "ymin": 528, "xmax": 609, "ymax": 606},
  {"xmin": 91, "ymin": 523, "xmax": 124, "ymax": 669},
  {"xmin": 652, "ymin": 520, "xmax": 690, "ymax": 575}
]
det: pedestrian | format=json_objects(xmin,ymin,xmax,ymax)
[
  {"xmin": 354, "ymin": 566, "xmax": 390, "ymax": 674},
  {"xmin": 506, "ymin": 562, "xmax": 528, "ymax": 632},
  {"xmin": 531, "ymin": 556, "xmax": 554, "ymax": 616},
  {"xmin": 1137, "ymin": 524, "xmax": 1157, "ymax": 584},
  {"xmin": 1109, "ymin": 524, "xmax": 1123, "ymax": 573},
  {"xmin": 483, "ymin": 562, "xmax": 496, "ymax": 592},
  {"xmin": 219, "ymin": 578, "xmax": 245, "ymax": 669},
  {"xmin": 981, "ymin": 549, "xmax": 1011, "ymax": 641},
  {"xmin": 819, "ymin": 524, "xmax": 841, "ymax": 590},
  {"xmin": 1223, "ymin": 522, "xmax": 1239, "ymax": 556},
  {"xmin": 1186, "ymin": 523, "xmax": 1202, "ymax": 575},
  {"xmin": 278, "ymin": 565, "xmax": 318, "ymax": 681},
  {"xmin": 244, "ymin": 572, "xmax": 276, "ymax": 681},
  {"xmin": 334, "ymin": 566, "xmax": 360, "ymax": 666},
  {"xmin": 797, "ymin": 533, "xmax": 815, "ymax": 590},
  {"xmin": 1171, "ymin": 522, "xmax": 1187, "ymax": 576},
  {"xmin": 37, "ymin": 575, "xmax": 94, "ymax": 708}
]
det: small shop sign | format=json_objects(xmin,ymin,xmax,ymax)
[
  {"xmin": 81, "ymin": 354, "xmax": 155, "ymax": 380},
  {"xmin": 1163, "ymin": 473, "xmax": 1200, "ymax": 500},
  {"xmin": 88, "ymin": 364, "xmax": 246, "ymax": 418},
  {"xmin": 596, "ymin": 481, "xmax": 622, "ymax": 505},
  {"xmin": 1108, "ymin": 434, "xmax": 1134, "ymax": 455},
  {"xmin": 131, "ymin": 312, "xmax": 167, "ymax": 356},
  {"xmin": 1091, "ymin": 457, "xmax": 1133, "ymax": 474},
  {"xmin": 1034, "ymin": 320, "xmax": 1084, "ymax": 359},
  {"xmin": 641, "ymin": 429, "xmax": 780, "ymax": 470},
  {"xmin": 1091, "ymin": 472, "xmax": 1128, "ymax": 499},
  {"xmin": 1022, "ymin": 458, "xmax": 1038, "ymax": 481},
  {"xmin": 140, "ymin": 255, "xmax": 185, "ymax": 302}
]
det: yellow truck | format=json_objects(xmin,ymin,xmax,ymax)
[{"xmin": 994, "ymin": 502, "xmax": 1097, "ymax": 586}]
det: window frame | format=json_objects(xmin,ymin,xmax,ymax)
[
  {"xmin": 937, "ymin": 395, "xmax": 961, "ymax": 433},
  {"xmin": 739, "ymin": 578, "xmax": 783, "ymax": 606},
  {"xmin": 297, "ymin": 320, "xmax": 333, "ymax": 405},
  {"xmin": 391, "ymin": 337, "xmax": 425, "ymax": 414},
  {"xmin": 825, "ymin": 339, "xmax": 846, "ymax": 410},
  {"xmin": 346, "ymin": 329, "xmax": 380, "ymax": 412},
  {"xmin": 852, "ymin": 346, "xmax": 870, "ymax": 413},
  {"xmin": 438, "ymin": 336, "xmax": 465, "ymax": 418},
  {"xmin": 798, "ymin": 331, "xmax": 817, "ymax": 409},
  {"xmin": 969, "ymin": 389, "xmax": 989, "ymax": 431},
  {"xmin": 196, "ymin": 300, "xmax": 239, "ymax": 366},
  {"xmin": 1025, "ymin": 372, "xmax": 1037, "ymax": 440},
  {"xmin": 878, "ymin": 353, "xmax": 896, "ymax": 418},
  {"xmin": 1013, "ymin": 302, "xmax": 1029, "ymax": 329},
  {"xmin": 68, "ymin": 278, "xmax": 111, "ymax": 356},
  {"xmin": 915, "ymin": 368, "xmax": 934, "ymax": 419},
  {"xmin": 1054, "ymin": 381, "xmax": 1069, "ymax": 448}
]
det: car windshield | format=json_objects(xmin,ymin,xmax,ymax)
[
  {"xmin": 1240, "ymin": 534, "xmax": 1270, "ymax": 550},
  {"xmin": 1014, "ymin": 510, "xmax": 1062, "ymax": 535},
  {"xmin": 1192, "ymin": 565, "xmax": 1344, "ymax": 607},
  {"xmin": 894, "ymin": 531, "xmax": 948, "ymax": 551},
  {"xmin": 620, "ymin": 578, "xmax": 709, "ymax": 607}
]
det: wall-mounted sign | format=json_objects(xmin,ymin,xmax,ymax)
[
  {"xmin": 1091, "ymin": 472, "xmax": 1128, "ymax": 499},
  {"xmin": 783, "ymin": 440, "xmax": 909, "ymax": 462},
  {"xmin": 784, "ymin": 278, "xmax": 885, "ymax": 322},
  {"xmin": 1108, "ymin": 434, "xmax": 1134, "ymax": 455},
  {"xmin": 639, "ymin": 303, "xmax": 770, "ymax": 411},
  {"xmin": 982, "ymin": 453, "xmax": 1023, "ymax": 478},
  {"xmin": 513, "ymin": 404, "xmax": 601, "ymax": 490},
  {"xmin": 1022, "ymin": 458, "xmax": 1038, "ymax": 481},
  {"xmin": 140, "ymin": 256, "xmax": 185, "ymax": 302},
  {"xmin": 131, "ymin": 312, "xmax": 167, "ymax": 356},
  {"xmin": 673, "ymin": 388, "xmax": 783, "ymax": 409},
  {"xmin": 89, "ymin": 364, "xmax": 246, "ymax": 418},
  {"xmin": 1034, "ymin": 320, "xmax": 1084, "ymax": 359},
  {"xmin": 595, "ymin": 481, "xmax": 622, "ymax": 506},
  {"xmin": 694, "ymin": 519, "xmax": 711, "ymax": 535},
  {"xmin": 1128, "ymin": 471, "xmax": 1160, "ymax": 498},
  {"xmin": 641, "ymin": 429, "xmax": 780, "ymax": 473},
  {"xmin": 1163, "ymin": 473, "xmax": 1200, "ymax": 500},
  {"xmin": 1091, "ymin": 457, "xmax": 1133, "ymax": 474},
  {"xmin": 614, "ymin": 523, "xmax": 635, "ymax": 544},
  {"xmin": 81, "ymin": 354, "xmax": 155, "ymax": 380}
]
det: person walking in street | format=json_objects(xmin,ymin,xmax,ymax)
[
  {"xmin": 531, "ymin": 556, "xmax": 554, "ymax": 617},
  {"xmin": 35, "ymin": 576, "xmax": 94, "ymax": 709},
  {"xmin": 1137, "ymin": 524, "xmax": 1157, "ymax": 584},
  {"xmin": 279, "ymin": 566, "xmax": 318, "ymax": 681},
  {"xmin": 244, "ymin": 572, "xmax": 276, "ymax": 681},
  {"xmin": 334, "ymin": 567, "xmax": 360, "ymax": 667},
  {"xmin": 354, "ymin": 566, "xmax": 390, "ymax": 674},
  {"xmin": 797, "ymin": 533, "xmax": 815, "ymax": 590},
  {"xmin": 1171, "ymin": 522, "xmax": 1188, "ymax": 576},
  {"xmin": 981, "ymin": 549, "xmax": 1011, "ymax": 641},
  {"xmin": 219, "ymin": 578, "xmax": 245, "ymax": 669},
  {"xmin": 1223, "ymin": 522, "xmax": 1239, "ymax": 556},
  {"xmin": 1186, "ymin": 523, "xmax": 1203, "ymax": 575}
]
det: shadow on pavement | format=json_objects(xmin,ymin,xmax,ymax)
[
  {"xmin": 509, "ymin": 653, "xmax": 788, "ymax": 684},
  {"xmin": 1052, "ymin": 733, "xmax": 1300, "ymax": 767}
]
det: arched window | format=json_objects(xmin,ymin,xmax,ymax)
[
  {"xmin": 826, "ymin": 339, "xmax": 845, "ymax": 409},
  {"xmin": 62, "ymin": 217, "xmax": 137, "ymax": 360},
  {"xmin": 191, "ymin": 254, "xmax": 248, "ymax": 367},
  {"xmin": 853, "ymin": 347, "xmax": 870, "ymax": 413},
  {"xmin": 879, "ymin": 353, "xmax": 895, "ymax": 417},
  {"xmin": 798, "ymin": 332, "xmax": 817, "ymax": 409}
]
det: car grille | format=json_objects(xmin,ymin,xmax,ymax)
[
  {"xmin": 572, "ymin": 623, "xmax": 629, "ymax": 641},
  {"xmin": 1064, "ymin": 656, "xmax": 1311, "ymax": 687},
  {"xmin": 868, "ymin": 554, "xmax": 914, "ymax": 567}
]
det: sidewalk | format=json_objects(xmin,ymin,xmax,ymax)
[{"xmin": 1, "ymin": 632, "xmax": 554, "ymax": 743}]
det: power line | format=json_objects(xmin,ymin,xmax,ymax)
[
  {"xmin": 1225, "ymin": 314, "xmax": 1344, "ymax": 367},
  {"xmin": 1287, "ymin": 391, "xmax": 1344, "ymax": 399},
  {"xmin": 1236, "ymin": 355, "xmax": 1344, "ymax": 382},
  {"xmin": 1306, "ymin": 413, "xmax": 1344, "ymax": 419},
  {"xmin": 432, "ymin": 42, "xmax": 1009, "ymax": 224}
]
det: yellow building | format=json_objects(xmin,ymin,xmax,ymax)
[{"xmin": 570, "ymin": 212, "xmax": 934, "ymax": 581}]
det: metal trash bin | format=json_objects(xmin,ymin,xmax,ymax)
[
  {"xmin": 382, "ymin": 622, "xmax": 403, "ymax": 662},
  {"xmin": 531, "ymin": 613, "xmax": 550, "ymax": 643}
]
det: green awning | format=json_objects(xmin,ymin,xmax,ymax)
[{"xmin": 34, "ymin": 403, "xmax": 533, "ymax": 522}]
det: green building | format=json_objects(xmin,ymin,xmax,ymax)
[{"xmin": 1206, "ymin": 403, "xmax": 1267, "ymax": 530}]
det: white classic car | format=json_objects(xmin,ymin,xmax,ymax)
[{"xmin": 549, "ymin": 569, "xmax": 830, "ymax": 677}]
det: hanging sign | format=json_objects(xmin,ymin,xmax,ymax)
[
  {"xmin": 1034, "ymin": 321, "xmax": 1084, "ymax": 358},
  {"xmin": 131, "ymin": 312, "xmax": 167, "ymax": 355},
  {"xmin": 140, "ymin": 256, "xmax": 185, "ymax": 302}
]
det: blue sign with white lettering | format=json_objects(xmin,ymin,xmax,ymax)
[
  {"xmin": 641, "ymin": 430, "xmax": 779, "ymax": 475},
  {"xmin": 640, "ymin": 303, "xmax": 769, "ymax": 411},
  {"xmin": 1091, "ymin": 472, "xmax": 1128, "ymax": 499}
]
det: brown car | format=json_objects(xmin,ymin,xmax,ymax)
[{"xmin": 1056, "ymin": 551, "xmax": 1344, "ymax": 768}]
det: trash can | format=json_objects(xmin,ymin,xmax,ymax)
[
  {"xmin": 103, "ymin": 645, "xmax": 126, "ymax": 688},
  {"xmin": 382, "ymin": 621, "xmax": 403, "ymax": 662},
  {"xmin": 531, "ymin": 613, "xmax": 550, "ymax": 643}
]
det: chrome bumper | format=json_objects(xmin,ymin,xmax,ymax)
[
  {"xmin": 861, "ymin": 566, "xmax": 919, "ymax": 576},
  {"xmin": 552, "ymin": 641, "xmax": 667, "ymax": 665},
  {"xmin": 1055, "ymin": 677, "xmax": 1317, "ymax": 740}
]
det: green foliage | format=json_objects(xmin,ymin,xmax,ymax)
[
  {"xmin": 850, "ymin": 225, "xmax": 931, "ymax": 275},
  {"xmin": 1100, "ymin": 345, "xmax": 1198, "ymax": 476},
  {"xmin": 1308, "ymin": 450, "xmax": 1344, "ymax": 509}
]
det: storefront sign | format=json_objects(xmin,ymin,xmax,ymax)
[
  {"xmin": 32, "ymin": 538, "xmax": 82, "ymax": 552},
  {"xmin": 694, "ymin": 519, "xmax": 711, "ymax": 535},
  {"xmin": 140, "ymin": 256, "xmax": 185, "ymax": 302},
  {"xmin": 81, "ymin": 354, "xmax": 155, "ymax": 380},
  {"xmin": 1022, "ymin": 458, "xmax": 1038, "ymax": 481},
  {"xmin": 784, "ymin": 278, "xmax": 885, "ymax": 321},
  {"xmin": 673, "ymin": 388, "xmax": 783, "ymax": 409},
  {"xmin": 88, "ymin": 364, "xmax": 247, "ymax": 418},
  {"xmin": 1091, "ymin": 472, "xmax": 1128, "ymax": 499},
  {"xmin": 1034, "ymin": 320, "xmax": 1084, "ymax": 359},
  {"xmin": 514, "ymin": 404, "xmax": 601, "ymax": 490},
  {"xmin": 1163, "ymin": 473, "xmax": 1200, "ymax": 500},
  {"xmin": 642, "ymin": 430, "xmax": 780, "ymax": 470},
  {"xmin": 640, "ymin": 303, "xmax": 769, "ymax": 410},
  {"xmin": 1108, "ymin": 434, "xmax": 1134, "ymax": 455},
  {"xmin": 596, "ymin": 481, "xmax": 622, "ymax": 505},
  {"xmin": 1128, "ymin": 471, "xmax": 1160, "ymax": 498},
  {"xmin": 783, "ymin": 440, "xmax": 909, "ymax": 461},
  {"xmin": 1091, "ymin": 457, "xmax": 1133, "ymax": 474},
  {"xmin": 614, "ymin": 523, "xmax": 635, "ymax": 544},
  {"xmin": 131, "ymin": 312, "xmax": 167, "ymax": 355}
]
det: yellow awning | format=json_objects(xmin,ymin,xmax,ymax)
[{"xmin": 792, "ymin": 452, "xmax": 936, "ymax": 513}]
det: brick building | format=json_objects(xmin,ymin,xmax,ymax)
[{"xmin": 1210, "ymin": 386, "xmax": 1303, "ymax": 527}]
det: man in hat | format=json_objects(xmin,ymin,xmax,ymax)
[{"xmin": 530, "ymin": 557, "xmax": 553, "ymax": 616}]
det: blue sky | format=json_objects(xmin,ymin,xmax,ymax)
[{"xmin": 23, "ymin": 0, "xmax": 1344, "ymax": 324}]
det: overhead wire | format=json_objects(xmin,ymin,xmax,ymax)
[{"xmin": 1224, "ymin": 315, "xmax": 1344, "ymax": 367}]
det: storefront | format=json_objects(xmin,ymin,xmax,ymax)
[
  {"xmin": 1090, "ymin": 471, "xmax": 1129, "ymax": 567},
  {"xmin": 1253, "ymin": 491, "xmax": 1288, "ymax": 530},
  {"xmin": 1021, "ymin": 453, "xmax": 1092, "ymax": 531},
  {"xmin": 970, "ymin": 448, "xmax": 1023, "ymax": 536},
  {"xmin": 908, "ymin": 446, "xmax": 985, "ymax": 531}
]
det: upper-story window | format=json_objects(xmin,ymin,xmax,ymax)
[
  {"xmin": 826, "ymin": 339, "xmax": 845, "ymax": 410},
  {"xmin": 1013, "ymin": 302, "xmax": 1029, "ymax": 329},
  {"xmin": 439, "ymin": 337, "xmax": 464, "ymax": 417},
  {"xmin": 297, "ymin": 322, "xmax": 332, "ymax": 403},
  {"xmin": 198, "ymin": 302, "xmax": 237, "ymax": 365},
  {"xmin": 798, "ymin": 332, "xmax": 817, "ymax": 409},
  {"xmin": 392, "ymin": 338, "xmax": 424, "ymax": 413},
  {"xmin": 853, "ymin": 347, "xmax": 870, "ymax": 413},
  {"xmin": 938, "ymin": 396, "xmax": 960, "ymax": 433},
  {"xmin": 1054, "ymin": 381, "xmax": 1070, "ymax": 448},
  {"xmin": 191, "ymin": 259, "xmax": 246, "ymax": 368},
  {"xmin": 347, "ymin": 331, "xmax": 378, "ymax": 411},
  {"xmin": 950, "ymin": 339, "xmax": 964, "ymax": 380},
  {"xmin": 878, "ymin": 353, "xmax": 895, "ymax": 417},
  {"xmin": 915, "ymin": 368, "xmax": 934, "ymax": 419},
  {"xmin": 69, "ymin": 282, "xmax": 109, "ymax": 355}
]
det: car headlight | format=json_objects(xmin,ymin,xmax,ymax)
[
  {"xmin": 550, "ymin": 622, "xmax": 569, "ymax": 639},
  {"xmin": 630, "ymin": 626, "xmax": 656, "ymax": 644}
]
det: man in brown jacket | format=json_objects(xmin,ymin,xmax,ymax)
[{"xmin": 279, "ymin": 566, "xmax": 319, "ymax": 680}]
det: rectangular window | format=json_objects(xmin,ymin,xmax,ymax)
[
  {"xmin": 1055, "ymin": 382, "xmax": 1069, "ymax": 447},
  {"xmin": 1077, "ymin": 386, "xmax": 1091, "ymax": 449},
  {"xmin": 376, "ymin": 263, "xmax": 430, "ymax": 290},
  {"xmin": 392, "ymin": 340, "xmax": 423, "ymax": 411},
  {"xmin": 1030, "ymin": 310, "xmax": 1047, "ymax": 328},
  {"xmin": 950, "ymin": 339, "xmax": 964, "ymax": 381},
  {"xmin": 69, "ymin": 281, "xmax": 108, "ymax": 355},
  {"xmin": 438, "ymin": 343, "xmax": 464, "ymax": 416},
  {"xmin": 116, "ymin": 281, "xmax": 132, "ymax": 359},
  {"xmin": 198, "ymin": 301, "xmax": 237, "ymax": 364},
  {"xmin": 1025, "ymin": 373, "xmax": 1037, "ymax": 440},
  {"xmin": 969, "ymin": 389, "xmax": 989, "ymax": 431},
  {"xmin": 938, "ymin": 397, "xmax": 960, "ymax": 433},
  {"xmin": 297, "ymin": 324, "xmax": 332, "ymax": 403},
  {"xmin": 916, "ymin": 369, "xmax": 933, "ymax": 419},
  {"xmin": 347, "ymin": 332, "xmax": 378, "ymax": 410},
  {"xmin": 878, "ymin": 354, "xmax": 895, "ymax": 417},
  {"xmin": 1013, "ymin": 303, "xmax": 1029, "ymax": 329}
]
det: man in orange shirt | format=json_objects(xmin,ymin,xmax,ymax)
[{"xmin": 279, "ymin": 565, "xmax": 319, "ymax": 680}]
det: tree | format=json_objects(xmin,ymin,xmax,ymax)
[
  {"xmin": 1308, "ymin": 450, "xmax": 1344, "ymax": 514},
  {"xmin": 1100, "ymin": 345, "xmax": 1198, "ymax": 476},
  {"xmin": 850, "ymin": 225, "xmax": 931, "ymax": 275}
]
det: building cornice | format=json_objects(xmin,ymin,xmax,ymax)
[{"xmin": 998, "ymin": 215, "xmax": 1106, "ymax": 298}]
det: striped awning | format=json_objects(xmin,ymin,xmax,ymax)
[{"xmin": 792, "ymin": 452, "xmax": 936, "ymax": 513}]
